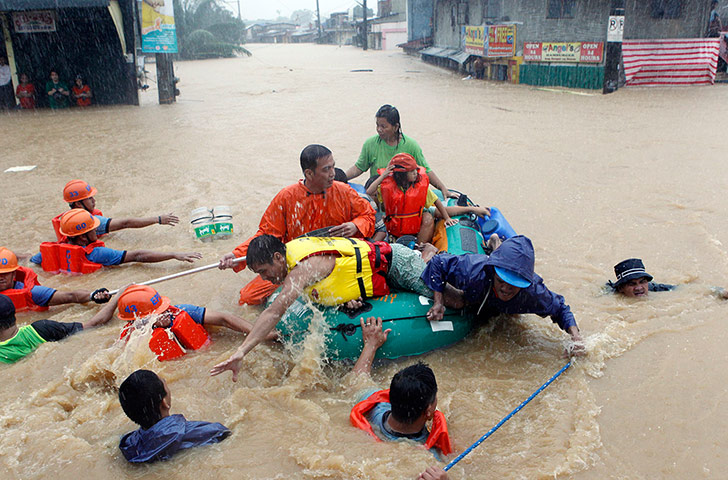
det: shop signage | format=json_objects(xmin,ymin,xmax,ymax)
[
  {"xmin": 523, "ymin": 42, "xmax": 604, "ymax": 63},
  {"xmin": 607, "ymin": 15, "xmax": 625, "ymax": 42},
  {"xmin": 464, "ymin": 26, "xmax": 485, "ymax": 55},
  {"xmin": 12, "ymin": 11, "xmax": 56, "ymax": 33},
  {"xmin": 487, "ymin": 25, "xmax": 516, "ymax": 57},
  {"xmin": 463, "ymin": 24, "xmax": 516, "ymax": 58},
  {"xmin": 141, "ymin": 0, "xmax": 178, "ymax": 53}
]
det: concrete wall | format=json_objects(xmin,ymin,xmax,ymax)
[
  {"xmin": 371, "ymin": 20, "xmax": 408, "ymax": 49},
  {"xmin": 408, "ymin": 0, "xmax": 434, "ymax": 41},
  {"xmin": 433, "ymin": 0, "xmax": 713, "ymax": 52}
]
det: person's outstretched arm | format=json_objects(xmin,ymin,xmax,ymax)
[
  {"xmin": 203, "ymin": 309, "xmax": 278, "ymax": 340},
  {"xmin": 108, "ymin": 213, "xmax": 178, "ymax": 232},
  {"xmin": 123, "ymin": 251, "xmax": 201, "ymax": 264},
  {"xmin": 210, "ymin": 255, "xmax": 335, "ymax": 381},
  {"xmin": 352, "ymin": 317, "xmax": 390, "ymax": 376},
  {"xmin": 81, "ymin": 287, "xmax": 127, "ymax": 329}
]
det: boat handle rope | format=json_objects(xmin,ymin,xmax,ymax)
[
  {"xmin": 443, "ymin": 360, "xmax": 572, "ymax": 472},
  {"xmin": 329, "ymin": 312, "xmax": 461, "ymax": 341}
]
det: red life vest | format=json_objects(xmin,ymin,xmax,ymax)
[
  {"xmin": 120, "ymin": 306, "xmax": 211, "ymax": 361},
  {"xmin": 52, "ymin": 208, "xmax": 103, "ymax": 241},
  {"xmin": 39, "ymin": 240, "xmax": 105, "ymax": 275},
  {"xmin": 378, "ymin": 167, "xmax": 430, "ymax": 237},
  {"xmin": 0, "ymin": 266, "xmax": 49, "ymax": 312},
  {"xmin": 349, "ymin": 389, "xmax": 453, "ymax": 456}
]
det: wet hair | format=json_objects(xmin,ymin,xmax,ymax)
[
  {"xmin": 389, "ymin": 362, "xmax": 437, "ymax": 424},
  {"xmin": 247, "ymin": 234, "xmax": 286, "ymax": 268},
  {"xmin": 49, "ymin": 68, "xmax": 59, "ymax": 77},
  {"xmin": 375, "ymin": 104, "xmax": 403, "ymax": 142},
  {"xmin": 0, "ymin": 294, "xmax": 17, "ymax": 330},
  {"xmin": 119, "ymin": 370, "xmax": 167, "ymax": 429},
  {"xmin": 393, "ymin": 170, "xmax": 417, "ymax": 189},
  {"xmin": 334, "ymin": 167, "xmax": 348, "ymax": 183},
  {"xmin": 300, "ymin": 144, "xmax": 332, "ymax": 174}
]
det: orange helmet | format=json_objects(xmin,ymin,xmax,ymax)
[
  {"xmin": 0, "ymin": 247, "xmax": 19, "ymax": 274},
  {"xmin": 63, "ymin": 179, "xmax": 97, "ymax": 203},
  {"xmin": 117, "ymin": 285, "xmax": 171, "ymax": 320},
  {"xmin": 59, "ymin": 209, "xmax": 101, "ymax": 237}
]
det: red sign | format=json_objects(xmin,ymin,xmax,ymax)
[
  {"xmin": 523, "ymin": 42, "xmax": 542, "ymax": 61},
  {"xmin": 580, "ymin": 42, "xmax": 604, "ymax": 63},
  {"xmin": 12, "ymin": 11, "xmax": 56, "ymax": 33}
]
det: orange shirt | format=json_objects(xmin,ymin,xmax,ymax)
[{"xmin": 232, "ymin": 180, "xmax": 375, "ymax": 270}]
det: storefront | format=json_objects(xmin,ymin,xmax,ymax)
[{"xmin": 0, "ymin": 0, "xmax": 138, "ymax": 107}]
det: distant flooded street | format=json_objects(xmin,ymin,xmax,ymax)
[{"xmin": 1, "ymin": 44, "xmax": 727, "ymax": 479}]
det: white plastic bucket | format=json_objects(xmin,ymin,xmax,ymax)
[
  {"xmin": 190, "ymin": 207, "xmax": 214, "ymax": 242},
  {"xmin": 212, "ymin": 205, "xmax": 233, "ymax": 239}
]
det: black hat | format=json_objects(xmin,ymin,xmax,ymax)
[
  {"xmin": 613, "ymin": 258, "xmax": 653, "ymax": 289},
  {"xmin": 0, "ymin": 294, "xmax": 17, "ymax": 324}
]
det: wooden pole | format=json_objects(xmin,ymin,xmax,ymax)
[
  {"xmin": 363, "ymin": 0, "xmax": 368, "ymax": 50},
  {"xmin": 155, "ymin": 53, "xmax": 176, "ymax": 104}
]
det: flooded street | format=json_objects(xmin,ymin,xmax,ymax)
[{"xmin": 1, "ymin": 44, "xmax": 727, "ymax": 479}]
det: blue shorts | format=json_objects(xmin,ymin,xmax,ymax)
[{"xmin": 174, "ymin": 304, "xmax": 206, "ymax": 324}]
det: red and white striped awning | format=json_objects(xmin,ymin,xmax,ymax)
[{"xmin": 622, "ymin": 38, "xmax": 721, "ymax": 87}]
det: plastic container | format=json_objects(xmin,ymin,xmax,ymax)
[
  {"xmin": 212, "ymin": 205, "xmax": 233, "ymax": 239},
  {"xmin": 190, "ymin": 207, "xmax": 214, "ymax": 242}
]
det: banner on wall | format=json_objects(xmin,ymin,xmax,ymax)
[
  {"xmin": 12, "ymin": 11, "xmax": 56, "ymax": 33},
  {"xmin": 523, "ymin": 42, "xmax": 604, "ymax": 63},
  {"xmin": 463, "ymin": 25, "xmax": 516, "ymax": 58},
  {"xmin": 464, "ymin": 26, "xmax": 485, "ymax": 55},
  {"xmin": 487, "ymin": 25, "xmax": 515, "ymax": 57},
  {"xmin": 141, "ymin": 0, "xmax": 178, "ymax": 53}
]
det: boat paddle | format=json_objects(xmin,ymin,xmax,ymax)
[{"xmin": 107, "ymin": 256, "xmax": 246, "ymax": 296}]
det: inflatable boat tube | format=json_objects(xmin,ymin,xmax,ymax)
[{"xmin": 272, "ymin": 290, "xmax": 474, "ymax": 361}]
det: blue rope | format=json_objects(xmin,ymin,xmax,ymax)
[{"xmin": 443, "ymin": 361, "xmax": 572, "ymax": 472}]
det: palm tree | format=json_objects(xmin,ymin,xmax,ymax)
[{"xmin": 173, "ymin": 0, "xmax": 251, "ymax": 59}]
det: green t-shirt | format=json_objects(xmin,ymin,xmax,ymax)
[
  {"xmin": 46, "ymin": 80, "xmax": 70, "ymax": 109},
  {"xmin": 355, "ymin": 134, "xmax": 430, "ymax": 176},
  {"xmin": 0, "ymin": 325, "xmax": 46, "ymax": 364}
]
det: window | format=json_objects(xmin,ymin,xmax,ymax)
[
  {"xmin": 547, "ymin": 0, "xmax": 574, "ymax": 19},
  {"xmin": 650, "ymin": 0, "xmax": 682, "ymax": 19}
]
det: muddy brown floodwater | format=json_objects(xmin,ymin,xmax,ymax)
[{"xmin": 1, "ymin": 44, "xmax": 727, "ymax": 480}]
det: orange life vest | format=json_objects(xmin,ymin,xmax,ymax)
[
  {"xmin": 378, "ymin": 167, "xmax": 430, "ymax": 237},
  {"xmin": 349, "ymin": 389, "xmax": 453, "ymax": 456},
  {"xmin": 39, "ymin": 240, "xmax": 105, "ymax": 275},
  {"xmin": 0, "ymin": 266, "xmax": 49, "ymax": 312},
  {"xmin": 52, "ymin": 208, "xmax": 104, "ymax": 241},
  {"xmin": 120, "ymin": 306, "xmax": 211, "ymax": 361}
]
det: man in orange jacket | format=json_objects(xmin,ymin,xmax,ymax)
[{"xmin": 218, "ymin": 144, "xmax": 375, "ymax": 305}]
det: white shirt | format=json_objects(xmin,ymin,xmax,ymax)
[{"xmin": 0, "ymin": 65, "xmax": 11, "ymax": 86}]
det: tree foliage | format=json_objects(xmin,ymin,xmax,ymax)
[{"xmin": 172, "ymin": 0, "xmax": 251, "ymax": 59}]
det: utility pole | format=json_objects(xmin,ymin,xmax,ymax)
[
  {"xmin": 237, "ymin": 0, "xmax": 241, "ymax": 20},
  {"xmin": 603, "ymin": 0, "xmax": 625, "ymax": 94},
  {"xmin": 316, "ymin": 0, "xmax": 322, "ymax": 42},
  {"xmin": 362, "ymin": 0, "xmax": 368, "ymax": 50}
]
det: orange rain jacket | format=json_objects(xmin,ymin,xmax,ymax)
[{"xmin": 233, "ymin": 180, "xmax": 376, "ymax": 304}]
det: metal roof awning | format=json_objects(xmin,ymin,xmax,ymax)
[
  {"xmin": 421, "ymin": 47, "xmax": 470, "ymax": 65},
  {"xmin": 448, "ymin": 51, "xmax": 471, "ymax": 64},
  {"xmin": 0, "ymin": 0, "xmax": 109, "ymax": 11}
]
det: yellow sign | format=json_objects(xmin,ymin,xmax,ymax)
[{"xmin": 464, "ymin": 26, "xmax": 485, "ymax": 55}]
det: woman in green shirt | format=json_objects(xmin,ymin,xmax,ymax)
[{"xmin": 345, "ymin": 104, "xmax": 453, "ymax": 198}]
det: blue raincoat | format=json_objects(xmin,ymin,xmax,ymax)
[
  {"xmin": 421, "ymin": 235, "xmax": 577, "ymax": 331},
  {"xmin": 119, "ymin": 414, "xmax": 230, "ymax": 463}
]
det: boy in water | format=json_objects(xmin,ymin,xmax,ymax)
[
  {"xmin": 0, "ymin": 290, "xmax": 118, "ymax": 364},
  {"xmin": 118, "ymin": 369, "xmax": 230, "ymax": 463},
  {"xmin": 32, "ymin": 209, "xmax": 201, "ymax": 271},
  {"xmin": 350, "ymin": 317, "xmax": 453, "ymax": 460},
  {"xmin": 0, "ymin": 247, "xmax": 109, "ymax": 310}
]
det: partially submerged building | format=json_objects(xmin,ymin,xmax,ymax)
[
  {"xmin": 0, "ymin": 0, "xmax": 138, "ymax": 106},
  {"xmin": 415, "ymin": 0, "xmax": 720, "ymax": 89}
]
